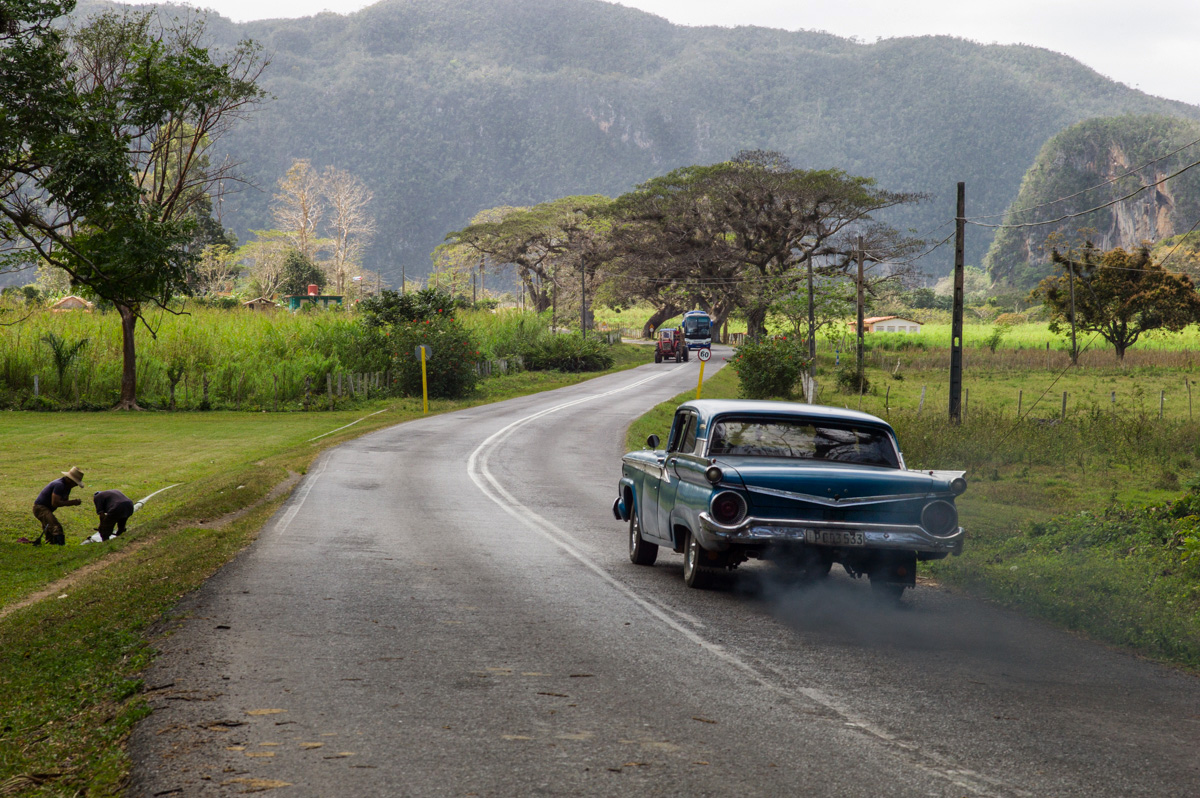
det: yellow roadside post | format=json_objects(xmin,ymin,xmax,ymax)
[
  {"xmin": 696, "ymin": 347, "xmax": 711, "ymax": 399},
  {"xmin": 416, "ymin": 345, "xmax": 431, "ymax": 414}
]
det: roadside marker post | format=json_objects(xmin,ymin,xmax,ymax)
[
  {"xmin": 696, "ymin": 347, "xmax": 711, "ymax": 399},
  {"xmin": 416, "ymin": 345, "xmax": 431, "ymax": 414}
]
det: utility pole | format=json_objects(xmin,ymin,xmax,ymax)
[
  {"xmin": 949, "ymin": 182, "xmax": 966, "ymax": 424},
  {"xmin": 472, "ymin": 269, "xmax": 477, "ymax": 305},
  {"xmin": 856, "ymin": 235, "xmax": 865, "ymax": 376},
  {"xmin": 1067, "ymin": 256, "xmax": 1078, "ymax": 365},
  {"xmin": 580, "ymin": 260, "xmax": 587, "ymax": 339},
  {"xmin": 401, "ymin": 263, "xmax": 406, "ymax": 294},
  {"xmin": 479, "ymin": 257, "xmax": 485, "ymax": 302},
  {"xmin": 806, "ymin": 259, "xmax": 816, "ymax": 361}
]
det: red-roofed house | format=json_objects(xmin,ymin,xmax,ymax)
[{"xmin": 849, "ymin": 316, "xmax": 922, "ymax": 334}]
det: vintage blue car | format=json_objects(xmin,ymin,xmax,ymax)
[{"xmin": 613, "ymin": 399, "xmax": 966, "ymax": 598}]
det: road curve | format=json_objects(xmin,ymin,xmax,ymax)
[{"xmin": 129, "ymin": 348, "xmax": 1200, "ymax": 797}]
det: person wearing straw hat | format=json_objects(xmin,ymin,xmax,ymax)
[{"xmin": 29, "ymin": 466, "xmax": 84, "ymax": 546}]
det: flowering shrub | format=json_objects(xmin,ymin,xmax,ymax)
[
  {"xmin": 729, "ymin": 336, "xmax": 807, "ymax": 399},
  {"xmin": 388, "ymin": 314, "xmax": 480, "ymax": 399}
]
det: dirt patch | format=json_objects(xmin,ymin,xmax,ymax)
[{"xmin": 0, "ymin": 471, "xmax": 302, "ymax": 622}]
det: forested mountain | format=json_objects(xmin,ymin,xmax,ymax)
[
  {"xmin": 78, "ymin": 0, "xmax": 1200, "ymax": 287},
  {"xmin": 984, "ymin": 115, "xmax": 1200, "ymax": 289}
]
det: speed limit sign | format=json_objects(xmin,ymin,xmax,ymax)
[{"xmin": 698, "ymin": 348, "xmax": 712, "ymax": 361}]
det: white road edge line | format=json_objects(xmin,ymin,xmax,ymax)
[
  {"xmin": 465, "ymin": 369, "xmax": 1023, "ymax": 798},
  {"xmin": 268, "ymin": 454, "xmax": 333, "ymax": 539},
  {"xmin": 308, "ymin": 407, "xmax": 392, "ymax": 442}
]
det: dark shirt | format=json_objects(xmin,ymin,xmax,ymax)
[
  {"xmin": 35, "ymin": 477, "xmax": 74, "ymax": 508},
  {"xmin": 93, "ymin": 490, "xmax": 134, "ymax": 519}
]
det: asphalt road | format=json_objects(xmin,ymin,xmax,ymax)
[{"xmin": 129, "ymin": 347, "xmax": 1200, "ymax": 797}]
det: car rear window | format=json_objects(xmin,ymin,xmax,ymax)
[{"xmin": 708, "ymin": 416, "xmax": 899, "ymax": 468}]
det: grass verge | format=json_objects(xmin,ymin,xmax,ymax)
[{"xmin": 0, "ymin": 343, "xmax": 652, "ymax": 796}]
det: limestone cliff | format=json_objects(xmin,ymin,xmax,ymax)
[{"xmin": 984, "ymin": 115, "xmax": 1200, "ymax": 289}]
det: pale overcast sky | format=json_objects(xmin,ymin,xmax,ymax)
[{"xmin": 178, "ymin": 0, "xmax": 1200, "ymax": 107}]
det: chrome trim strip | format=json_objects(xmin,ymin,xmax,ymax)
[{"xmin": 746, "ymin": 484, "xmax": 953, "ymax": 506}]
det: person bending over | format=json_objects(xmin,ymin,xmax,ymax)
[{"xmin": 92, "ymin": 489, "xmax": 135, "ymax": 541}]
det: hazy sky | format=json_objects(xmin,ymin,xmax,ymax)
[{"xmin": 178, "ymin": 0, "xmax": 1200, "ymax": 107}]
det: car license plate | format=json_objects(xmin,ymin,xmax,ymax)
[{"xmin": 805, "ymin": 529, "xmax": 865, "ymax": 547}]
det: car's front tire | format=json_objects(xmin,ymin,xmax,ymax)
[
  {"xmin": 682, "ymin": 533, "xmax": 720, "ymax": 589},
  {"xmin": 629, "ymin": 504, "xmax": 658, "ymax": 566}
]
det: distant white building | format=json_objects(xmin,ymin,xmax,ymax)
[{"xmin": 850, "ymin": 315, "xmax": 922, "ymax": 334}]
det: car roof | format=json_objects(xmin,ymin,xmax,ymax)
[{"xmin": 676, "ymin": 399, "xmax": 895, "ymax": 433}]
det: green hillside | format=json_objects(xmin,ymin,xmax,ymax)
[
  {"xmin": 77, "ymin": 0, "xmax": 1200, "ymax": 287},
  {"xmin": 984, "ymin": 115, "xmax": 1200, "ymax": 289}
]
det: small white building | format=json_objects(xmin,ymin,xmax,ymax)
[
  {"xmin": 49, "ymin": 295, "xmax": 94, "ymax": 312},
  {"xmin": 850, "ymin": 315, "xmax": 922, "ymax": 334}
]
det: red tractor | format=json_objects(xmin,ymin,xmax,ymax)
[{"xmin": 654, "ymin": 328, "xmax": 688, "ymax": 363}]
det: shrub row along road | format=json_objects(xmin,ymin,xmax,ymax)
[{"xmin": 129, "ymin": 347, "xmax": 1200, "ymax": 797}]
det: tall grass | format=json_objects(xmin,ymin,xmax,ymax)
[{"xmin": 0, "ymin": 304, "xmax": 389, "ymax": 410}]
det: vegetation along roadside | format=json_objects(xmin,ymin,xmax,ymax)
[
  {"xmin": 0, "ymin": 343, "xmax": 650, "ymax": 796},
  {"xmin": 629, "ymin": 363, "xmax": 1200, "ymax": 673}
]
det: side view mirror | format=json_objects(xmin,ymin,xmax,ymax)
[{"xmin": 646, "ymin": 434, "xmax": 661, "ymax": 449}]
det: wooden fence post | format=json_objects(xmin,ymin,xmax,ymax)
[
  {"xmin": 33, "ymin": 375, "xmax": 38, "ymax": 397},
  {"xmin": 328, "ymin": 373, "xmax": 334, "ymax": 410},
  {"xmin": 884, "ymin": 385, "xmax": 890, "ymax": 418},
  {"xmin": 1188, "ymin": 378, "xmax": 1192, "ymax": 421},
  {"xmin": 1061, "ymin": 391, "xmax": 1067, "ymax": 420},
  {"xmin": 1160, "ymin": 390, "xmax": 1165, "ymax": 420},
  {"xmin": 964, "ymin": 387, "xmax": 969, "ymax": 418},
  {"xmin": 1017, "ymin": 389, "xmax": 1023, "ymax": 418},
  {"xmin": 273, "ymin": 374, "xmax": 278, "ymax": 412},
  {"xmin": 918, "ymin": 385, "xmax": 926, "ymax": 415}
]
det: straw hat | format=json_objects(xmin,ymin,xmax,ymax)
[{"xmin": 61, "ymin": 466, "xmax": 84, "ymax": 487}]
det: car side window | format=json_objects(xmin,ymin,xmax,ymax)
[
  {"xmin": 667, "ymin": 411, "xmax": 695, "ymax": 453},
  {"xmin": 680, "ymin": 414, "xmax": 699, "ymax": 454}
]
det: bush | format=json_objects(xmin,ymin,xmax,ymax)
[
  {"xmin": 729, "ymin": 336, "xmax": 806, "ymax": 399},
  {"xmin": 836, "ymin": 366, "xmax": 871, "ymax": 394},
  {"xmin": 386, "ymin": 315, "xmax": 481, "ymax": 399},
  {"xmin": 524, "ymin": 334, "xmax": 614, "ymax": 372}
]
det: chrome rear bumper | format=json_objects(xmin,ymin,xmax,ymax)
[{"xmin": 698, "ymin": 512, "xmax": 964, "ymax": 556}]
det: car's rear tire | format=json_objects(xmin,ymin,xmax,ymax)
[
  {"xmin": 682, "ymin": 533, "xmax": 720, "ymax": 589},
  {"xmin": 629, "ymin": 505, "xmax": 658, "ymax": 566},
  {"xmin": 869, "ymin": 579, "xmax": 906, "ymax": 604}
]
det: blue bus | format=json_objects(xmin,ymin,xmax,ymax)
[{"xmin": 681, "ymin": 310, "xmax": 712, "ymax": 351}]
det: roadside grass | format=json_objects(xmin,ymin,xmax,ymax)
[
  {"xmin": 0, "ymin": 344, "xmax": 652, "ymax": 796},
  {"xmin": 626, "ymin": 360, "xmax": 1200, "ymax": 671}
]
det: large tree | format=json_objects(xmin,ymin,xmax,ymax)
[
  {"xmin": 444, "ymin": 196, "xmax": 611, "ymax": 321},
  {"xmin": 0, "ymin": 5, "xmax": 266, "ymax": 407},
  {"xmin": 598, "ymin": 151, "xmax": 923, "ymax": 340},
  {"xmin": 1033, "ymin": 244, "xmax": 1200, "ymax": 360}
]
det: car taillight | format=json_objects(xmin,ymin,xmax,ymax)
[
  {"xmin": 921, "ymin": 500, "xmax": 958, "ymax": 537},
  {"xmin": 710, "ymin": 491, "xmax": 747, "ymax": 526}
]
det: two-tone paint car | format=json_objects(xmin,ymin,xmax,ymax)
[{"xmin": 613, "ymin": 399, "xmax": 966, "ymax": 598}]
